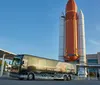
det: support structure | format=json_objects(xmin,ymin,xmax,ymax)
[
  {"xmin": 0, "ymin": 54, "xmax": 6, "ymax": 77},
  {"xmin": 59, "ymin": 13, "xmax": 65, "ymax": 62}
]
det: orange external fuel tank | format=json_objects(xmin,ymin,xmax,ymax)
[{"xmin": 64, "ymin": 0, "xmax": 79, "ymax": 61}]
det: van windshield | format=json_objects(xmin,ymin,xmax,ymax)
[
  {"xmin": 12, "ymin": 58, "xmax": 21, "ymax": 67},
  {"xmin": 11, "ymin": 55, "xmax": 23, "ymax": 72}
]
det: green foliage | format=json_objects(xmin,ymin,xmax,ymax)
[
  {"xmin": 89, "ymin": 72, "xmax": 96, "ymax": 77},
  {"xmin": 0, "ymin": 60, "xmax": 7, "ymax": 67}
]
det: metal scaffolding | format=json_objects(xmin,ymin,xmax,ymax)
[{"xmin": 58, "ymin": 13, "xmax": 65, "ymax": 62}]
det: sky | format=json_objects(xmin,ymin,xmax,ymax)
[{"xmin": 0, "ymin": 0, "xmax": 100, "ymax": 60}]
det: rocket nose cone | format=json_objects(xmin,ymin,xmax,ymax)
[
  {"xmin": 78, "ymin": 10, "xmax": 84, "ymax": 19},
  {"xmin": 66, "ymin": 0, "xmax": 77, "ymax": 13}
]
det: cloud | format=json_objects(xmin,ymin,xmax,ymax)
[{"xmin": 89, "ymin": 40, "xmax": 100, "ymax": 45}]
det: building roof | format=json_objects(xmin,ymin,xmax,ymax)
[
  {"xmin": 17, "ymin": 54, "xmax": 59, "ymax": 61},
  {"xmin": 0, "ymin": 49, "xmax": 16, "ymax": 60},
  {"xmin": 86, "ymin": 54, "xmax": 97, "ymax": 59}
]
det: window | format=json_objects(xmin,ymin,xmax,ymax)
[{"xmin": 87, "ymin": 59, "xmax": 98, "ymax": 64}]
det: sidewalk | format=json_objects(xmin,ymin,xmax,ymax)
[
  {"xmin": 0, "ymin": 72, "xmax": 10, "ymax": 78},
  {"xmin": 73, "ymin": 76, "xmax": 98, "ymax": 80}
]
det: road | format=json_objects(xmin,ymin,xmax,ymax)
[{"xmin": 0, "ymin": 78, "xmax": 100, "ymax": 85}]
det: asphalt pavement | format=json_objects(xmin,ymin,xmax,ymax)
[{"xmin": 0, "ymin": 77, "xmax": 100, "ymax": 85}]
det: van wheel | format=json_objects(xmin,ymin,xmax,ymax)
[
  {"xmin": 68, "ymin": 75, "xmax": 71, "ymax": 80},
  {"xmin": 27, "ymin": 73, "xmax": 34, "ymax": 80},
  {"xmin": 63, "ymin": 75, "xmax": 68, "ymax": 81},
  {"xmin": 19, "ymin": 78, "xmax": 24, "ymax": 80}
]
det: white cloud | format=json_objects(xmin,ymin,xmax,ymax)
[{"xmin": 89, "ymin": 40, "xmax": 100, "ymax": 45}]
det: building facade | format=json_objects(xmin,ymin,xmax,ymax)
[
  {"xmin": 86, "ymin": 52, "xmax": 100, "ymax": 65},
  {"xmin": 86, "ymin": 52, "xmax": 100, "ymax": 77}
]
